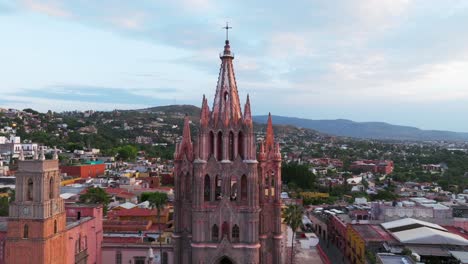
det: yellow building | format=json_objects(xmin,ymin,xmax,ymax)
[{"xmin": 346, "ymin": 224, "xmax": 393, "ymax": 264}]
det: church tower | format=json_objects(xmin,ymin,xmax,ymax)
[
  {"xmin": 5, "ymin": 151, "xmax": 67, "ymax": 264},
  {"xmin": 173, "ymin": 32, "xmax": 283, "ymax": 264}
]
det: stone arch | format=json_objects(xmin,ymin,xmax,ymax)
[
  {"xmin": 49, "ymin": 177, "xmax": 54, "ymax": 199},
  {"xmin": 228, "ymin": 131, "xmax": 234, "ymax": 161},
  {"xmin": 204, "ymin": 174, "xmax": 211, "ymax": 202},
  {"xmin": 238, "ymin": 131, "xmax": 244, "ymax": 159},
  {"xmin": 209, "ymin": 131, "xmax": 215, "ymax": 158},
  {"xmin": 232, "ymin": 224, "xmax": 239, "ymax": 242},
  {"xmin": 212, "ymin": 224, "xmax": 219, "ymax": 242},
  {"xmin": 185, "ymin": 172, "xmax": 191, "ymax": 199},
  {"xmin": 27, "ymin": 178, "xmax": 33, "ymax": 201},
  {"xmin": 240, "ymin": 174, "xmax": 247, "ymax": 201},
  {"xmin": 23, "ymin": 224, "xmax": 29, "ymax": 239},
  {"xmin": 215, "ymin": 175, "xmax": 222, "ymax": 200},
  {"xmin": 214, "ymin": 256, "xmax": 236, "ymax": 264},
  {"xmin": 217, "ymin": 131, "xmax": 223, "ymax": 160}
]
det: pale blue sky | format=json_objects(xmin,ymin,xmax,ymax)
[{"xmin": 1, "ymin": 0, "xmax": 468, "ymax": 131}]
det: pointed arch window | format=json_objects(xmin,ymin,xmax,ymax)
[
  {"xmin": 264, "ymin": 174, "xmax": 270, "ymax": 198},
  {"xmin": 23, "ymin": 224, "xmax": 29, "ymax": 239},
  {"xmin": 49, "ymin": 177, "xmax": 54, "ymax": 199},
  {"xmin": 212, "ymin": 225, "xmax": 219, "ymax": 242},
  {"xmin": 270, "ymin": 171, "xmax": 276, "ymax": 198},
  {"xmin": 241, "ymin": 175, "xmax": 247, "ymax": 201},
  {"xmin": 185, "ymin": 172, "xmax": 191, "ymax": 200},
  {"xmin": 217, "ymin": 132, "xmax": 223, "ymax": 160},
  {"xmin": 229, "ymin": 131, "xmax": 234, "ymax": 161},
  {"xmin": 116, "ymin": 251, "xmax": 122, "ymax": 264},
  {"xmin": 215, "ymin": 175, "xmax": 222, "ymax": 200},
  {"xmin": 27, "ymin": 178, "xmax": 33, "ymax": 201},
  {"xmin": 232, "ymin": 225, "xmax": 240, "ymax": 242},
  {"xmin": 230, "ymin": 177, "xmax": 237, "ymax": 201},
  {"xmin": 204, "ymin": 175, "xmax": 211, "ymax": 202},
  {"xmin": 54, "ymin": 220, "xmax": 57, "ymax": 234},
  {"xmin": 209, "ymin": 131, "xmax": 215, "ymax": 158},
  {"xmin": 238, "ymin": 131, "xmax": 244, "ymax": 160},
  {"xmin": 222, "ymin": 221, "xmax": 229, "ymax": 239}
]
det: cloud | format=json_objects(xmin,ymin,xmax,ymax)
[
  {"xmin": 110, "ymin": 12, "xmax": 147, "ymax": 30},
  {"xmin": 21, "ymin": 0, "xmax": 71, "ymax": 18}
]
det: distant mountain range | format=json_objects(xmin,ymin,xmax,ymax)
[
  {"xmin": 253, "ymin": 115, "xmax": 468, "ymax": 142},
  {"xmin": 140, "ymin": 105, "xmax": 468, "ymax": 142}
]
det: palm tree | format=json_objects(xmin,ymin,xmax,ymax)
[
  {"xmin": 148, "ymin": 192, "xmax": 168, "ymax": 263},
  {"xmin": 284, "ymin": 204, "xmax": 303, "ymax": 264}
]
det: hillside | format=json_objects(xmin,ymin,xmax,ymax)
[{"xmin": 253, "ymin": 115, "xmax": 468, "ymax": 142}]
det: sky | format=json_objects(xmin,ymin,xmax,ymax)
[{"xmin": 1, "ymin": 1, "xmax": 468, "ymax": 132}]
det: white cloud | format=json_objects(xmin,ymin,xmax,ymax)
[
  {"xmin": 268, "ymin": 32, "xmax": 312, "ymax": 59},
  {"xmin": 21, "ymin": 0, "xmax": 71, "ymax": 18},
  {"xmin": 2, "ymin": 95, "xmax": 148, "ymax": 112},
  {"xmin": 110, "ymin": 12, "xmax": 147, "ymax": 30}
]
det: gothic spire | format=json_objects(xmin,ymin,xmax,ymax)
[
  {"xmin": 265, "ymin": 113, "xmax": 275, "ymax": 151},
  {"xmin": 212, "ymin": 38, "xmax": 242, "ymax": 126},
  {"xmin": 176, "ymin": 115, "xmax": 193, "ymax": 160},
  {"xmin": 243, "ymin": 94, "xmax": 252, "ymax": 126},
  {"xmin": 200, "ymin": 95, "xmax": 210, "ymax": 127}
]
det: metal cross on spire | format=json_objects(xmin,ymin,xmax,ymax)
[{"xmin": 223, "ymin": 22, "xmax": 232, "ymax": 41}]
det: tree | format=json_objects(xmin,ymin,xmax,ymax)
[
  {"xmin": 79, "ymin": 187, "xmax": 110, "ymax": 214},
  {"xmin": 284, "ymin": 204, "xmax": 303, "ymax": 264},
  {"xmin": 117, "ymin": 145, "xmax": 138, "ymax": 161},
  {"xmin": 147, "ymin": 192, "xmax": 168, "ymax": 261}
]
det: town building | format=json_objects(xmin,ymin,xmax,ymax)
[
  {"xmin": 60, "ymin": 161, "xmax": 106, "ymax": 178},
  {"xmin": 350, "ymin": 160, "xmax": 394, "ymax": 175},
  {"xmin": 4, "ymin": 153, "xmax": 103, "ymax": 264},
  {"xmin": 173, "ymin": 37, "xmax": 284, "ymax": 263}
]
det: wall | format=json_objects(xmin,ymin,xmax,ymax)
[
  {"xmin": 60, "ymin": 164, "xmax": 106, "ymax": 178},
  {"xmin": 102, "ymin": 245, "xmax": 173, "ymax": 264}
]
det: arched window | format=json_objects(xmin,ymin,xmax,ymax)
[
  {"xmin": 204, "ymin": 175, "xmax": 211, "ymax": 202},
  {"xmin": 241, "ymin": 175, "xmax": 247, "ymax": 201},
  {"xmin": 49, "ymin": 177, "xmax": 54, "ymax": 199},
  {"xmin": 76, "ymin": 235, "xmax": 81, "ymax": 253},
  {"xmin": 23, "ymin": 224, "xmax": 29, "ymax": 239},
  {"xmin": 217, "ymin": 132, "xmax": 223, "ymax": 160},
  {"xmin": 27, "ymin": 178, "xmax": 33, "ymax": 201},
  {"xmin": 232, "ymin": 225, "xmax": 240, "ymax": 242},
  {"xmin": 209, "ymin": 131, "xmax": 215, "ymax": 158},
  {"xmin": 271, "ymin": 177, "xmax": 275, "ymax": 197},
  {"xmin": 238, "ymin": 131, "xmax": 244, "ymax": 159},
  {"xmin": 116, "ymin": 251, "xmax": 122, "ymax": 264},
  {"xmin": 222, "ymin": 222, "xmax": 229, "ymax": 239},
  {"xmin": 185, "ymin": 172, "xmax": 191, "ymax": 199},
  {"xmin": 54, "ymin": 220, "xmax": 57, "ymax": 234},
  {"xmin": 230, "ymin": 177, "xmax": 237, "ymax": 201},
  {"xmin": 212, "ymin": 225, "xmax": 219, "ymax": 242},
  {"xmin": 162, "ymin": 252, "xmax": 168, "ymax": 264},
  {"xmin": 264, "ymin": 175, "xmax": 270, "ymax": 198},
  {"xmin": 215, "ymin": 175, "xmax": 222, "ymax": 200},
  {"xmin": 229, "ymin": 131, "xmax": 234, "ymax": 161}
]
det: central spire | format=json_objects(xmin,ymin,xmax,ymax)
[{"xmin": 212, "ymin": 27, "xmax": 242, "ymax": 125}]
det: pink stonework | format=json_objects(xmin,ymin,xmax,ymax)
[{"xmin": 173, "ymin": 40, "xmax": 283, "ymax": 264}]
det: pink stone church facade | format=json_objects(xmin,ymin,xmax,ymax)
[{"xmin": 173, "ymin": 39, "xmax": 284, "ymax": 264}]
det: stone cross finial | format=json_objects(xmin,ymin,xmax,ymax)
[
  {"xmin": 33, "ymin": 147, "xmax": 38, "ymax": 160},
  {"xmin": 19, "ymin": 147, "xmax": 24, "ymax": 161},
  {"xmin": 39, "ymin": 146, "xmax": 45, "ymax": 160},
  {"xmin": 53, "ymin": 146, "xmax": 58, "ymax": 160}
]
